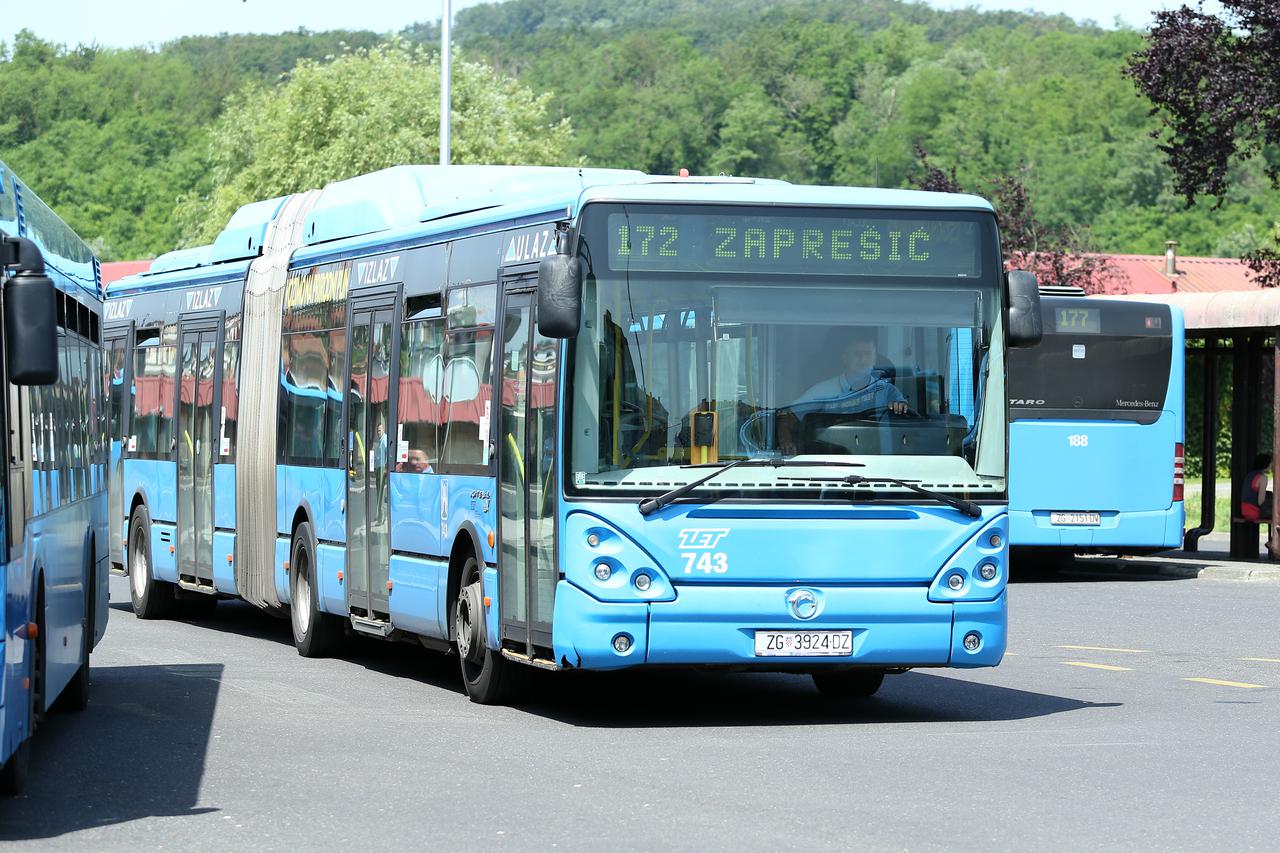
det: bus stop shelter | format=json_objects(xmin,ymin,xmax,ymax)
[{"xmin": 1113, "ymin": 290, "xmax": 1280, "ymax": 560}]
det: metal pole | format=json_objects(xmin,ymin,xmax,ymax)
[
  {"xmin": 1271, "ymin": 329, "xmax": 1280, "ymax": 559},
  {"xmin": 1185, "ymin": 337, "xmax": 1218, "ymax": 551},
  {"xmin": 440, "ymin": 0, "xmax": 452, "ymax": 167},
  {"xmin": 1230, "ymin": 333, "xmax": 1252, "ymax": 558}
]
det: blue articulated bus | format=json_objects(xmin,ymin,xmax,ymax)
[
  {"xmin": 108, "ymin": 166, "xmax": 1041, "ymax": 703},
  {"xmin": 1008, "ymin": 294, "xmax": 1185, "ymax": 556},
  {"xmin": 1, "ymin": 160, "xmax": 109, "ymax": 793}
]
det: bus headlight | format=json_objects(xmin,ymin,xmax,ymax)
[
  {"xmin": 978, "ymin": 563, "xmax": 998, "ymax": 581},
  {"xmin": 947, "ymin": 573, "xmax": 965, "ymax": 590},
  {"xmin": 633, "ymin": 572, "xmax": 652, "ymax": 592},
  {"xmin": 963, "ymin": 632, "xmax": 982, "ymax": 651},
  {"xmin": 594, "ymin": 563, "xmax": 612, "ymax": 582}
]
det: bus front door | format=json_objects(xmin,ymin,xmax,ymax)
[
  {"xmin": 345, "ymin": 304, "xmax": 397, "ymax": 621},
  {"xmin": 176, "ymin": 316, "xmax": 222, "ymax": 589},
  {"xmin": 104, "ymin": 327, "xmax": 130, "ymax": 570},
  {"xmin": 497, "ymin": 286, "xmax": 559, "ymax": 657}
]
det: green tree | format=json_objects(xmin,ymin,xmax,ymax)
[{"xmin": 176, "ymin": 40, "xmax": 575, "ymax": 244}]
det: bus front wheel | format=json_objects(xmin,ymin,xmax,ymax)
[
  {"xmin": 290, "ymin": 522, "xmax": 343, "ymax": 658},
  {"xmin": 129, "ymin": 509, "xmax": 174, "ymax": 619},
  {"xmin": 453, "ymin": 555, "xmax": 521, "ymax": 705},
  {"xmin": 811, "ymin": 668, "xmax": 886, "ymax": 700}
]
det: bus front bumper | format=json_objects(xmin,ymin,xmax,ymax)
[
  {"xmin": 551, "ymin": 581, "xmax": 1006, "ymax": 672},
  {"xmin": 1010, "ymin": 506, "xmax": 1185, "ymax": 550}
]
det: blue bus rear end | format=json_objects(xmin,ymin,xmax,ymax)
[{"xmin": 1008, "ymin": 296, "xmax": 1185, "ymax": 555}]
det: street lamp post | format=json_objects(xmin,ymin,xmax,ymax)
[{"xmin": 440, "ymin": 0, "xmax": 452, "ymax": 166}]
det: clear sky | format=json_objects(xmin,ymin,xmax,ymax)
[{"xmin": 2, "ymin": 0, "xmax": 1219, "ymax": 49}]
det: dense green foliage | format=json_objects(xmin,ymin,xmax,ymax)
[
  {"xmin": 178, "ymin": 41, "xmax": 573, "ymax": 243},
  {"xmin": 2, "ymin": 0, "xmax": 1279, "ymax": 260}
]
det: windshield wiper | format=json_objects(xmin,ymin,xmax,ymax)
[
  {"xmin": 637, "ymin": 457, "xmax": 864, "ymax": 516},
  {"xmin": 777, "ymin": 473, "xmax": 982, "ymax": 518}
]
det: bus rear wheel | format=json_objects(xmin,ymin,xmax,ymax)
[
  {"xmin": 128, "ymin": 509, "xmax": 175, "ymax": 619},
  {"xmin": 290, "ymin": 522, "xmax": 342, "ymax": 658},
  {"xmin": 811, "ymin": 668, "xmax": 886, "ymax": 700},
  {"xmin": 453, "ymin": 556, "xmax": 521, "ymax": 705}
]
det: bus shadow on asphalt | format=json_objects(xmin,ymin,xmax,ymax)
[
  {"xmin": 111, "ymin": 596, "xmax": 470, "ymax": 697},
  {"xmin": 513, "ymin": 668, "xmax": 1118, "ymax": 728},
  {"xmin": 1009, "ymin": 556, "xmax": 1192, "ymax": 584},
  {"xmin": 0, "ymin": 663, "xmax": 222, "ymax": 840}
]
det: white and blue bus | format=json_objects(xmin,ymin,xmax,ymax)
[
  {"xmin": 1008, "ymin": 293, "xmax": 1185, "ymax": 557},
  {"xmin": 108, "ymin": 166, "xmax": 1041, "ymax": 703},
  {"xmin": 1, "ymin": 161, "xmax": 109, "ymax": 793}
]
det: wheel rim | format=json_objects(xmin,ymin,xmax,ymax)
[
  {"xmin": 293, "ymin": 552, "xmax": 312, "ymax": 637},
  {"xmin": 130, "ymin": 529, "xmax": 148, "ymax": 600},
  {"xmin": 454, "ymin": 577, "xmax": 486, "ymax": 680}
]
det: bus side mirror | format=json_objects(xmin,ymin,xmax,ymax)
[
  {"xmin": 1006, "ymin": 270, "xmax": 1043, "ymax": 349},
  {"xmin": 2, "ymin": 235, "xmax": 59, "ymax": 385},
  {"xmin": 536, "ymin": 254, "xmax": 582, "ymax": 339}
]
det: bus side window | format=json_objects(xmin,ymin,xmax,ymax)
[
  {"xmin": 441, "ymin": 328, "xmax": 494, "ymax": 468},
  {"xmin": 279, "ymin": 330, "xmax": 334, "ymax": 466},
  {"xmin": 324, "ymin": 330, "xmax": 345, "ymax": 467},
  {"xmin": 398, "ymin": 317, "xmax": 444, "ymax": 473},
  {"xmin": 222, "ymin": 340, "xmax": 240, "ymax": 461}
]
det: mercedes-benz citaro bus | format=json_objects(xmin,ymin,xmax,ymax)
[
  {"xmin": 107, "ymin": 166, "xmax": 1041, "ymax": 704},
  {"xmin": 2, "ymin": 159, "xmax": 109, "ymax": 794},
  {"xmin": 1008, "ymin": 292, "xmax": 1185, "ymax": 559}
]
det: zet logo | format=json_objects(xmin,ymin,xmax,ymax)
[{"xmin": 676, "ymin": 528, "xmax": 729, "ymax": 549}]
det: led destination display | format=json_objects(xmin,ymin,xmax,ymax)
[{"xmin": 606, "ymin": 211, "xmax": 983, "ymax": 277}]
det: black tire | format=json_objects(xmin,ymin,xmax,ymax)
[
  {"xmin": 454, "ymin": 555, "xmax": 523, "ymax": 705},
  {"xmin": 812, "ymin": 668, "xmax": 887, "ymax": 700},
  {"xmin": 290, "ymin": 522, "xmax": 343, "ymax": 658},
  {"xmin": 3, "ymin": 586, "xmax": 47, "ymax": 795},
  {"xmin": 128, "ymin": 508, "xmax": 175, "ymax": 619}
]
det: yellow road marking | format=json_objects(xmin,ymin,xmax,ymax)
[
  {"xmin": 1057, "ymin": 645, "xmax": 1149, "ymax": 654},
  {"xmin": 1183, "ymin": 677, "xmax": 1266, "ymax": 689},
  {"xmin": 1062, "ymin": 661, "xmax": 1132, "ymax": 672},
  {"xmin": 1242, "ymin": 657, "xmax": 1280, "ymax": 663}
]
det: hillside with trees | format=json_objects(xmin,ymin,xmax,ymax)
[{"xmin": 2, "ymin": 0, "xmax": 1278, "ymax": 262}]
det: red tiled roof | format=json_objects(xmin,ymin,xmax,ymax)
[
  {"xmin": 100, "ymin": 260, "xmax": 151, "ymax": 285},
  {"xmin": 1090, "ymin": 253, "xmax": 1257, "ymax": 295}
]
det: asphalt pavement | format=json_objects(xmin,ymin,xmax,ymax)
[{"xmin": 1, "ymin": 568, "xmax": 1277, "ymax": 851}]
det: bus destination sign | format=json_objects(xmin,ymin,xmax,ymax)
[{"xmin": 606, "ymin": 212, "xmax": 982, "ymax": 277}]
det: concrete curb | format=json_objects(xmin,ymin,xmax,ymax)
[
  {"xmin": 1151, "ymin": 563, "xmax": 1280, "ymax": 582},
  {"xmin": 1123, "ymin": 559, "xmax": 1280, "ymax": 583}
]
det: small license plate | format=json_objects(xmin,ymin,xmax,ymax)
[
  {"xmin": 754, "ymin": 630, "xmax": 853, "ymax": 657},
  {"xmin": 1050, "ymin": 511, "xmax": 1101, "ymax": 526}
]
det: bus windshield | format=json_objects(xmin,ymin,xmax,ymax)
[
  {"xmin": 566, "ymin": 203, "xmax": 1007, "ymax": 500},
  {"xmin": 1008, "ymin": 300, "xmax": 1173, "ymax": 424}
]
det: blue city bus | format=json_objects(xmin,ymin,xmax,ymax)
[
  {"xmin": 108, "ymin": 166, "xmax": 1041, "ymax": 703},
  {"xmin": 1, "ymin": 160, "xmax": 109, "ymax": 793},
  {"xmin": 1008, "ymin": 294, "xmax": 1185, "ymax": 556}
]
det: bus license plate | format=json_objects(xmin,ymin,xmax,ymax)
[
  {"xmin": 1050, "ymin": 511, "xmax": 1101, "ymax": 526},
  {"xmin": 754, "ymin": 630, "xmax": 853, "ymax": 657}
]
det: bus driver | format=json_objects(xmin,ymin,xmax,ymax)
[{"xmin": 777, "ymin": 328, "xmax": 909, "ymax": 454}]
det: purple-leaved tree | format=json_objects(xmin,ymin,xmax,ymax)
[{"xmin": 1127, "ymin": 1, "xmax": 1280, "ymax": 285}]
